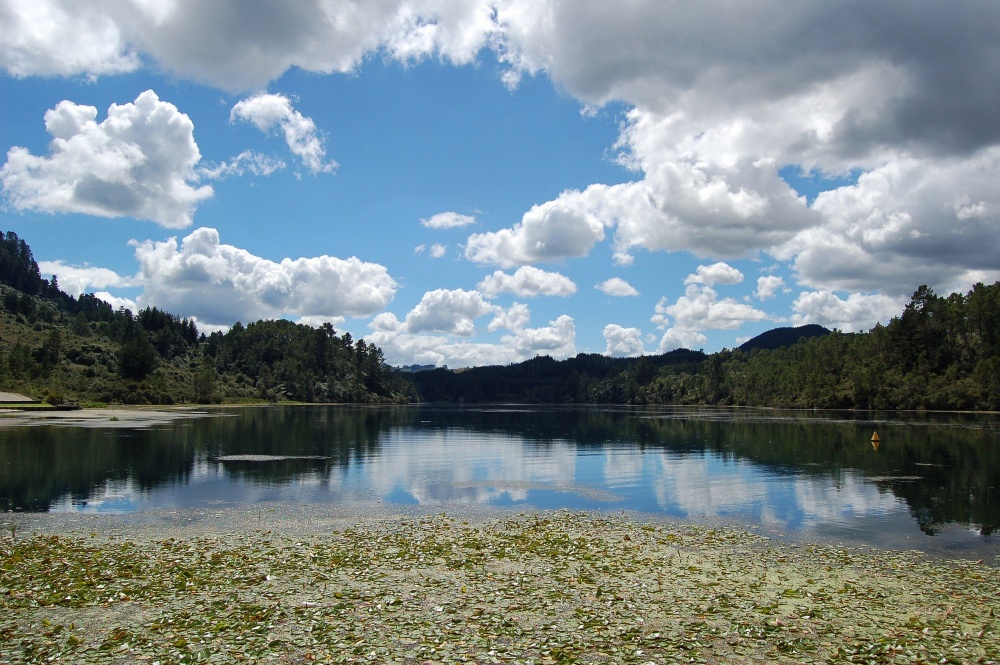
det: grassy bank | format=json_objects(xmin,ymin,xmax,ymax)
[{"xmin": 1, "ymin": 511, "xmax": 997, "ymax": 664}]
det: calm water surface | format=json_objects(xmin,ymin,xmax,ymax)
[{"xmin": 2, "ymin": 405, "xmax": 998, "ymax": 560}]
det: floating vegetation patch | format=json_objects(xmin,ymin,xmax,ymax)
[
  {"xmin": 2, "ymin": 512, "xmax": 998, "ymax": 663},
  {"xmin": 209, "ymin": 455, "xmax": 330, "ymax": 463},
  {"xmin": 867, "ymin": 476, "xmax": 925, "ymax": 482}
]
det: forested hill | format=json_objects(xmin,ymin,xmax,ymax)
[
  {"xmin": 738, "ymin": 324, "xmax": 830, "ymax": 352},
  {"xmin": 412, "ymin": 349, "xmax": 708, "ymax": 404},
  {"xmin": 4, "ymin": 229, "xmax": 1000, "ymax": 410},
  {"xmin": 410, "ymin": 283, "xmax": 1000, "ymax": 411},
  {"xmin": 0, "ymin": 230, "xmax": 414, "ymax": 405}
]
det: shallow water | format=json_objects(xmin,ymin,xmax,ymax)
[{"xmin": 2, "ymin": 404, "xmax": 998, "ymax": 559}]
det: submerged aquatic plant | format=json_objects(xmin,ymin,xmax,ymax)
[{"xmin": 1, "ymin": 512, "xmax": 997, "ymax": 663}]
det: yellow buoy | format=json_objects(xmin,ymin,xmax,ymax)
[{"xmin": 871, "ymin": 431, "xmax": 880, "ymax": 451}]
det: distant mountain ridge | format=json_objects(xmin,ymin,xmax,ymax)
[{"xmin": 738, "ymin": 324, "xmax": 831, "ymax": 352}]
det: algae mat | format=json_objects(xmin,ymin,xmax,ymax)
[{"xmin": 1, "ymin": 512, "xmax": 997, "ymax": 664}]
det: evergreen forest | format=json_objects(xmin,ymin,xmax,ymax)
[
  {"xmin": 3, "ymin": 228, "xmax": 999, "ymax": 410},
  {"xmin": 410, "ymin": 284, "xmax": 1000, "ymax": 410},
  {"xmin": 0, "ymin": 230, "xmax": 415, "ymax": 405}
]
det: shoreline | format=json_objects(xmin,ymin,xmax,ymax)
[
  {"xmin": 6, "ymin": 502, "xmax": 998, "ymax": 568},
  {"xmin": 2, "ymin": 506, "xmax": 998, "ymax": 663},
  {"xmin": 2, "ymin": 404, "xmax": 998, "ymax": 568},
  {"xmin": 0, "ymin": 405, "xmax": 216, "ymax": 428},
  {"xmin": 3, "ymin": 400, "xmax": 999, "ymax": 419}
]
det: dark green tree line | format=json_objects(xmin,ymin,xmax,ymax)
[
  {"xmin": 204, "ymin": 319, "xmax": 412, "ymax": 403},
  {"xmin": 1, "ymin": 229, "xmax": 412, "ymax": 405},
  {"xmin": 411, "ymin": 283, "xmax": 1000, "ymax": 411}
]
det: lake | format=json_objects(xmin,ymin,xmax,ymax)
[{"xmin": 2, "ymin": 404, "xmax": 998, "ymax": 561}]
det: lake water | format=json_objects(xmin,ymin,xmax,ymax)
[{"xmin": 2, "ymin": 405, "xmax": 998, "ymax": 561}]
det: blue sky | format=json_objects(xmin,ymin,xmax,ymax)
[{"xmin": 2, "ymin": 2, "xmax": 999, "ymax": 367}]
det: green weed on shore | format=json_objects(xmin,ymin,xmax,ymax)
[{"xmin": 2, "ymin": 513, "xmax": 998, "ymax": 664}]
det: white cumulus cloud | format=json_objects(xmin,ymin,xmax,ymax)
[
  {"xmin": 603, "ymin": 324, "xmax": 644, "ymax": 357},
  {"xmin": 655, "ymin": 284, "xmax": 770, "ymax": 332},
  {"xmin": 781, "ymin": 150, "xmax": 1000, "ymax": 296},
  {"xmin": 132, "ymin": 227, "xmax": 397, "ymax": 328},
  {"xmin": 92, "ymin": 291, "xmax": 137, "ymax": 313},
  {"xmin": 754, "ymin": 275, "xmax": 785, "ymax": 301},
  {"xmin": 684, "ymin": 262, "xmax": 744, "ymax": 286},
  {"xmin": 791, "ymin": 291, "xmax": 904, "ymax": 333},
  {"xmin": 478, "ymin": 266, "xmax": 577, "ymax": 298},
  {"xmin": 37, "ymin": 260, "xmax": 135, "ymax": 298},
  {"xmin": 367, "ymin": 298, "xmax": 576, "ymax": 368},
  {"xmin": 652, "ymin": 282, "xmax": 769, "ymax": 353},
  {"xmin": 657, "ymin": 328, "xmax": 707, "ymax": 354},
  {"xmin": 464, "ymin": 188, "xmax": 607, "ymax": 267},
  {"xmin": 296, "ymin": 314, "xmax": 347, "ymax": 329},
  {"xmin": 0, "ymin": 90, "xmax": 212, "ymax": 228},
  {"xmin": 403, "ymin": 288, "xmax": 500, "ymax": 336},
  {"xmin": 501, "ymin": 314, "xmax": 576, "ymax": 360},
  {"xmin": 422, "ymin": 211, "xmax": 477, "ymax": 229},
  {"xmin": 488, "ymin": 302, "xmax": 531, "ymax": 332},
  {"xmin": 0, "ymin": 1, "xmax": 501, "ymax": 90},
  {"xmin": 231, "ymin": 93, "xmax": 336, "ymax": 174},
  {"xmin": 0, "ymin": 0, "xmax": 140, "ymax": 78},
  {"xmin": 595, "ymin": 278, "xmax": 639, "ymax": 297},
  {"xmin": 489, "ymin": 2, "xmax": 1000, "ymax": 298}
]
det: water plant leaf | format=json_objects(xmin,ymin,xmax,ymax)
[{"xmin": 2, "ymin": 511, "xmax": 998, "ymax": 663}]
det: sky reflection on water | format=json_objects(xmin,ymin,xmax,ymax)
[{"xmin": 3, "ymin": 405, "xmax": 998, "ymax": 559}]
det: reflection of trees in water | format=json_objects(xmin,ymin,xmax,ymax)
[
  {"xmin": 202, "ymin": 406, "xmax": 418, "ymax": 483},
  {"xmin": 1, "ymin": 405, "xmax": 997, "ymax": 536},
  {"xmin": 0, "ymin": 426, "xmax": 199, "ymax": 511},
  {"xmin": 0, "ymin": 406, "xmax": 420, "ymax": 510},
  {"xmin": 640, "ymin": 412, "xmax": 1000, "ymax": 537},
  {"xmin": 410, "ymin": 406, "xmax": 1000, "ymax": 537}
]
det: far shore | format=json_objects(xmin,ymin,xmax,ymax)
[{"xmin": 3, "ymin": 400, "xmax": 998, "ymax": 427}]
